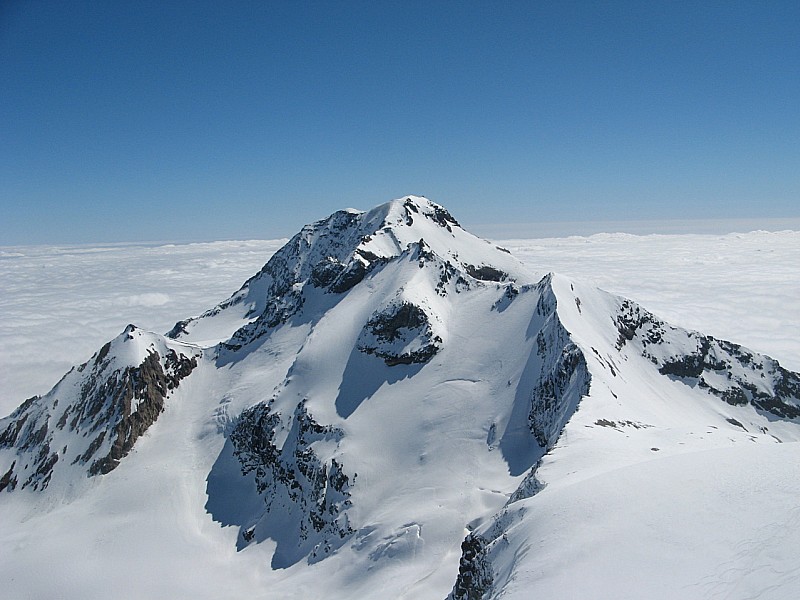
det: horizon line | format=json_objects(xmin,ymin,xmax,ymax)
[{"xmin": 2, "ymin": 216, "xmax": 800, "ymax": 249}]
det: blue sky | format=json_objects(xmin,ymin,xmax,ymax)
[{"xmin": 2, "ymin": 1, "xmax": 799, "ymax": 244}]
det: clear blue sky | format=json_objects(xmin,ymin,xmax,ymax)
[{"xmin": 2, "ymin": 1, "xmax": 799, "ymax": 244}]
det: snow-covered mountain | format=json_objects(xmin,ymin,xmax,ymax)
[
  {"xmin": 1, "ymin": 196, "xmax": 798, "ymax": 599},
  {"xmin": 0, "ymin": 326, "xmax": 200, "ymax": 492}
]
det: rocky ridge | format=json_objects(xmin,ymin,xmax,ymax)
[{"xmin": 0, "ymin": 325, "xmax": 198, "ymax": 492}]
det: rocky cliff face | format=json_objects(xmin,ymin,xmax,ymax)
[
  {"xmin": 357, "ymin": 300, "xmax": 442, "ymax": 366},
  {"xmin": 0, "ymin": 325, "xmax": 198, "ymax": 492},
  {"xmin": 229, "ymin": 400, "xmax": 354, "ymax": 567},
  {"xmin": 526, "ymin": 280, "xmax": 591, "ymax": 452}
]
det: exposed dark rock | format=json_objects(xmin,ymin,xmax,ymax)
[
  {"xmin": 310, "ymin": 254, "xmax": 386, "ymax": 296},
  {"xmin": 661, "ymin": 337, "xmax": 800, "ymax": 418},
  {"xmin": 429, "ymin": 203, "xmax": 460, "ymax": 231},
  {"xmin": 720, "ymin": 387, "xmax": 748, "ymax": 406},
  {"xmin": 357, "ymin": 302, "xmax": 441, "ymax": 366},
  {"xmin": 20, "ymin": 422, "xmax": 48, "ymax": 452},
  {"xmin": 407, "ymin": 238, "xmax": 436, "ymax": 266},
  {"xmin": 614, "ymin": 298, "xmax": 800, "ymax": 420},
  {"xmin": 0, "ymin": 412, "xmax": 29, "ymax": 447},
  {"xmin": 230, "ymin": 403, "xmax": 283, "ymax": 492},
  {"xmin": 366, "ymin": 303, "xmax": 426, "ymax": 340},
  {"xmin": 165, "ymin": 319, "xmax": 190, "ymax": 339},
  {"xmin": 402, "ymin": 203, "xmax": 416, "ymax": 225},
  {"xmin": 0, "ymin": 338, "xmax": 198, "ymax": 492},
  {"xmin": 435, "ymin": 261, "xmax": 470, "ymax": 296},
  {"xmin": 383, "ymin": 344, "xmax": 440, "ymax": 366},
  {"xmin": 507, "ymin": 460, "xmax": 546, "ymax": 504},
  {"xmin": 95, "ymin": 340, "xmax": 112, "ymax": 363},
  {"xmin": 355, "ymin": 248, "xmax": 382, "ymax": 263},
  {"xmin": 309, "ymin": 257, "xmax": 345, "ymax": 288},
  {"xmin": 614, "ymin": 299, "xmax": 666, "ymax": 350},
  {"xmin": 0, "ymin": 462, "xmax": 17, "ymax": 492},
  {"xmin": 403, "ymin": 197, "xmax": 420, "ymax": 213},
  {"xmin": 174, "ymin": 209, "xmax": 368, "ymax": 343},
  {"xmin": 535, "ymin": 278, "xmax": 556, "ymax": 317},
  {"xmin": 229, "ymin": 400, "xmax": 354, "ymax": 565},
  {"xmin": 726, "ymin": 417, "xmax": 747, "ymax": 431},
  {"xmin": 78, "ymin": 431, "xmax": 106, "ymax": 465},
  {"xmin": 449, "ymin": 458, "xmax": 550, "ymax": 599},
  {"xmin": 491, "ymin": 284, "xmax": 519, "ymax": 312},
  {"xmin": 329, "ymin": 260, "xmax": 367, "ymax": 293},
  {"xmin": 24, "ymin": 449, "xmax": 58, "ymax": 490},
  {"xmin": 660, "ymin": 350, "xmax": 707, "ymax": 378},
  {"xmin": 530, "ymin": 342, "xmax": 591, "ymax": 450},
  {"xmin": 449, "ymin": 534, "xmax": 494, "ymax": 600},
  {"xmin": 464, "ymin": 264, "xmax": 508, "ymax": 282},
  {"xmin": 88, "ymin": 349, "xmax": 198, "ymax": 476}
]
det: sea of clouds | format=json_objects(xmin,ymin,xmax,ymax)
[{"xmin": 1, "ymin": 231, "xmax": 798, "ymax": 417}]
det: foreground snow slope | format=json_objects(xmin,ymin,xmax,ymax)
[
  {"xmin": 1, "ymin": 196, "xmax": 799, "ymax": 600},
  {"xmin": 469, "ymin": 442, "xmax": 800, "ymax": 600}
]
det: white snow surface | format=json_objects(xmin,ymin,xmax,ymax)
[
  {"xmin": 480, "ymin": 442, "xmax": 800, "ymax": 600},
  {"xmin": 1, "ymin": 197, "xmax": 799, "ymax": 600}
]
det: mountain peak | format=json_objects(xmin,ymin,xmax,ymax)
[
  {"xmin": 168, "ymin": 196, "xmax": 524, "ymax": 346},
  {"xmin": 366, "ymin": 195, "xmax": 461, "ymax": 231}
]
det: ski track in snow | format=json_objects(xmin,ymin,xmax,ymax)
[{"xmin": 1, "ymin": 231, "xmax": 798, "ymax": 416}]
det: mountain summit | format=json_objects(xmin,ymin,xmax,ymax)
[
  {"xmin": 167, "ymin": 196, "xmax": 523, "ymax": 347},
  {"xmin": 2, "ymin": 197, "xmax": 799, "ymax": 599}
]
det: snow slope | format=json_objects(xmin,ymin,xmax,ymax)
[
  {"xmin": 459, "ymin": 442, "xmax": 800, "ymax": 600},
  {"xmin": 1, "ymin": 196, "xmax": 799, "ymax": 600},
  {"xmin": 450, "ymin": 275, "xmax": 800, "ymax": 599}
]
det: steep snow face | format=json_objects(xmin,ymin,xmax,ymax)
[
  {"xmin": 0, "ymin": 325, "xmax": 200, "ymax": 495},
  {"xmin": 167, "ymin": 196, "xmax": 523, "ymax": 346},
  {"xmin": 448, "ymin": 274, "xmax": 800, "ymax": 600}
]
